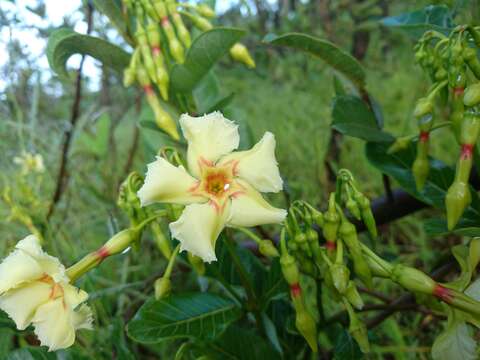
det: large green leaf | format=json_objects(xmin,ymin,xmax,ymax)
[
  {"xmin": 5, "ymin": 347, "xmax": 56, "ymax": 360},
  {"xmin": 47, "ymin": 28, "xmax": 130, "ymax": 78},
  {"xmin": 334, "ymin": 330, "xmax": 364, "ymax": 360},
  {"xmin": 366, "ymin": 142, "xmax": 480, "ymax": 234},
  {"xmin": 0, "ymin": 311, "xmax": 14, "ymax": 330},
  {"xmin": 381, "ymin": 5, "xmax": 454, "ymax": 39},
  {"xmin": 264, "ymin": 33, "xmax": 366, "ymax": 88},
  {"xmin": 171, "ymin": 28, "xmax": 246, "ymax": 93},
  {"xmin": 431, "ymin": 318, "xmax": 476, "ymax": 360},
  {"xmin": 126, "ymin": 292, "xmax": 242, "ymax": 343},
  {"xmin": 331, "ymin": 96, "xmax": 393, "ymax": 142},
  {"xmin": 208, "ymin": 325, "xmax": 279, "ymax": 360}
]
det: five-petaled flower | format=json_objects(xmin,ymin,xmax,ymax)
[
  {"xmin": 0, "ymin": 235, "xmax": 92, "ymax": 351},
  {"xmin": 138, "ymin": 112, "xmax": 287, "ymax": 262}
]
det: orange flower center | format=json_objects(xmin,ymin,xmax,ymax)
[{"xmin": 204, "ymin": 171, "xmax": 231, "ymax": 196}]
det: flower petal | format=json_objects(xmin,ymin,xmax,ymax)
[
  {"xmin": 72, "ymin": 304, "xmax": 93, "ymax": 330},
  {"xmin": 219, "ymin": 132, "xmax": 283, "ymax": 193},
  {"xmin": 170, "ymin": 201, "xmax": 231, "ymax": 262},
  {"xmin": 228, "ymin": 180, "xmax": 287, "ymax": 227},
  {"xmin": 137, "ymin": 157, "xmax": 207, "ymax": 206},
  {"xmin": 63, "ymin": 284, "xmax": 89, "ymax": 309},
  {"xmin": 0, "ymin": 281, "xmax": 51, "ymax": 330},
  {"xmin": 33, "ymin": 298, "xmax": 76, "ymax": 351},
  {"xmin": 180, "ymin": 112, "xmax": 239, "ymax": 176},
  {"xmin": 0, "ymin": 237, "xmax": 45, "ymax": 293}
]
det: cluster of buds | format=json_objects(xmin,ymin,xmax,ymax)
[
  {"xmin": 278, "ymin": 170, "xmax": 378, "ymax": 353},
  {"xmin": 389, "ymin": 26, "xmax": 480, "ymax": 230},
  {"xmin": 121, "ymin": 0, "xmax": 255, "ymax": 140}
]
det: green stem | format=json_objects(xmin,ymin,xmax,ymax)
[{"xmin": 233, "ymin": 226, "xmax": 263, "ymax": 244}]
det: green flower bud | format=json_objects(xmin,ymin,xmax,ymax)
[
  {"xmin": 259, "ymin": 239, "xmax": 279, "ymax": 258},
  {"xmin": 230, "ymin": 43, "xmax": 256, "ymax": 69},
  {"xmin": 463, "ymin": 47, "xmax": 480, "ymax": 79},
  {"xmin": 331, "ymin": 264, "xmax": 350, "ymax": 294},
  {"xmin": 345, "ymin": 281, "xmax": 364, "ymax": 310},
  {"xmin": 464, "ymin": 83, "xmax": 480, "ymax": 107},
  {"xmin": 413, "ymin": 97, "xmax": 434, "ymax": 119},
  {"xmin": 189, "ymin": 14, "xmax": 213, "ymax": 31},
  {"xmin": 161, "ymin": 18, "xmax": 185, "ymax": 64},
  {"xmin": 445, "ymin": 180, "xmax": 471, "ymax": 230},
  {"xmin": 294, "ymin": 232, "xmax": 307, "ymax": 244},
  {"xmin": 154, "ymin": 277, "xmax": 171, "ymax": 299},
  {"xmin": 354, "ymin": 194, "xmax": 377, "ymax": 239},
  {"xmin": 469, "ymin": 237, "xmax": 480, "ymax": 270},
  {"xmin": 171, "ymin": 13, "xmax": 191, "ymax": 48},
  {"xmin": 196, "ymin": 4, "xmax": 216, "ymax": 18},
  {"xmin": 188, "ymin": 252, "xmax": 206, "ymax": 275},
  {"xmin": 280, "ymin": 253, "xmax": 300, "ymax": 285},
  {"xmin": 387, "ymin": 136, "xmax": 411, "ymax": 154},
  {"xmin": 312, "ymin": 211, "xmax": 324, "ymax": 227},
  {"xmin": 292, "ymin": 297, "xmax": 318, "ymax": 352},
  {"xmin": 123, "ymin": 67, "xmax": 135, "ymax": 87},
  {"xmin": 346, "ymin": 197, "xmax": 361, "ymax": 220},
  {"xmin": 460, "ymin": 112, "xmax": 480, "ymax": 145},
  {"xmin": 323, "ymin": 196, "xmax": 340, "ymax": 243},
  {"xmin": 349, "ymin": 314, "xmax": 370, "ymax": 354},
  {"xmin": 412, "ymin": 155, "xmax": 429, "ymax": 190},
  {"xmin": 391, "ymin": 264, "xmax": 437, "ymax": 295},
  {"xmin": 306, "ymin": 228, "xmax": 318, "ymax": 243}
]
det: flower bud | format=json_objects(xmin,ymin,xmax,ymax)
[
  {"xmin": 306, "ymin": 228, "xmax": 318, "ymax": 243},
  {"xmin": 161, "ymin": 18, "xmax": 185, "ymax": 64},
  {"xmin": 345, "ymin": 281, "xmax": 364, "ymax": 310},
  {"xmin": 331, "ymin": 264, "xmax": 350, "ymax": 294},
  {"xmin": 154, "ymin": 277, "xmax": 171, "ymax": 299},
  {"xmin": 280, "ymin": 253, "xmax": 300, "ymax": 285},
  {"xmin": 412, "ymin": 155, "xmax": 429, "ymax": 190},
  {"xmin": 123, "ymin": 67, "xmax": 135, "ymax": 87},
  {"xmin": 189, "ymin": 14, "xmax": 213, "ymax": 31},
  {"xmin": 171, "ymin": 13, "xmax": 191, "ymax": 48},
  {"xmin": 196, "ymin": 4, "xmax": 216, "ymax": 18},
  {"xmin": 259, "ymin": 240, "xmax": 279, "ymax": 258},
  {"xmin": 445, "ymin": 180, "xmax": 471, "ymax": 230},
  {"xmin": 323, "ymin": 196, "xmax": 340, "ymax": 243},
  {"xmin": 349, "ymin": 314, "xmax": 370, "ymax": 354},
  {"xmin": 346, "ymin": 197, "xmax": 361, "ymax": 220},
  {"xmin": 230, "ymin": 43, "xmax": 256, "ymax": 69},
  {"xmin": 150, "ymin": 221, "xmax": 172, "ymax": 259},
  {"xmin": 460, "ymin": 112, "xmax": 480, "ymax": 145},
  {"xmin": 469, "ymin": 237, "xmax": 480, "ymax": 270},
  {"xmin": 292, "ymin": 297, "xmax": 318, "ymax": 352},
  {"xmin": 464, "ymin": 82, "xmax": 480, "ymax": 106},
  {"xmin": 103, "ymin": 228, "xmax": 139, "ymax": 257},
  {"xmin": 391, "ymin": 264, "xmax": 437, "ymax": 295},
  {"xmin": 387, "ymin": 136, "xmax": 411, "ymax": 154},
  {"xmin": 312, "ymin": 211, "xmax": 324, "ymax": 227},
  {"xmin": 463, "ymin": 47, "xmax": 480, "ymax": 79},
  {"xmin": 413, "ymin": 97, "xmax": 433, "ymax": 119},
  {"xmin": 354, "ymin": 194, "xmax": 377, "ymax": 239},
  {"xmin": 187, "ymin": 252, "xmax": 206, "ymax": 276}
]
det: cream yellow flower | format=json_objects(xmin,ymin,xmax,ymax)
[
  {"xmin": 138, "ymin": 112, "xmax": 287, "ymax": 262},
  {"xmin": 0, "ymin": 235, "xmax": 92, "ymax": 351},
  {"xmin": 13, "ymin": 151, "xmax": 45, "ymax": 174}
]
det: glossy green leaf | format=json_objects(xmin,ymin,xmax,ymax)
[
  {"xmin": 127, "ymin": 292, "xmax": 241, "ymax": 343},
  {"xmin": 366, "ymin": 142, "xmax": 480, "ymax": 233},
  {"xmin": 334, "ymin": 330, "xmax": 364, "ymax": 360},
  {"xmin": 5, "ymin": 347, "xmax": 56, "ymax": 360},
  {"xmin": 332, "ymin": 96, "xmax": 393, "ymax": 142},
  {"xmin": 264, "ymin": 33, "xmax": 366, "ymax": 87},
  {"xmin": 0, "ymin": 311, "xmax": 14, "ymax": 330},
  {"xmin": 47, "ymin": 28, "xmax": 130, "ymax": 78},
  {"xmin": 209, "ymin": 326, "xmax": 279, "ymax": 360},
  {"xmin": 171, "ymin": 28, "xmax": 246, "ymax": 93},
  {"xmin": 381, "ymin": 5, "xmax": 454, "ymax": 39},
  {"xmin": 431, "ymin": 319, "xmax": 476, "ymax": 360}
]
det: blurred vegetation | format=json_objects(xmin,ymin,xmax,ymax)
[{"xmin": 1, "ymin": 0, "xmax": 478, "ymax": 358}]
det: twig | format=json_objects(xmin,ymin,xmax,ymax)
[{"xmin": 47, "ymin": 3, "xmax": 94, "ymax": 220}]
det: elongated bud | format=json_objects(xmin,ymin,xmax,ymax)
[
  {"xmin": 469, "ymin": 237, "xmax": 480, "ymax": 270},
  {"xmin": 463, "ymin": 47, "xmax": 480, "ymax": 79},
  {"xmin": 137, "ymin": 67, "xmax": 179, "ymax": 140},
  {"xmin": 196, "ymin": 4, "xmax": 215, "ymax": 18},
  {"xmin": 146, "ymin": 22, "xmax": 170, "ymax": 100},
  {"xmin": 330, "ymin": 263, "xmax": 350, "ymax": 294},
  {"xmin": 445, "ymin": 181, "xmax": 471, "ymax": 230},
  {"xmin": 150, "ymin": 221, "xmax": 172, "ymax": 259},
  {"xmin": 186, "ymin": 12, "xmax": 213, "ymax": 31},
  {"xmin": 451, "ymin": 86, "xmax": 465, "ymax": 142},
  {"xmin": 292, "ymin": 297, "xmax": 318, "ymax": 352},
  {"xmin": 280, "ymin": 253, "xmax": 300, "ymax": 285},
  {"xmin": 387, "ymin": 136, "xmax": 411, "ymax": 154},
  {"xmin": 230, "ymin": 43, "xmax": 256, "ymax": 69},
  {"xmin": 323, "ymin": 194, "xmax": 340, "ymax": 245},
  {"xmin": 391, "ymin": 264, "xmax": 437, "ymax": 295},
  {"xmin": 413, "ymin": 97, "xmax": 434, "ymax": 119},
  {"xmin": 346, "ymin": 197, "xmax": 361, "ymax": 220},
  {"xmin": 259, "ymin": 239, "xmax": 279, "ymax": 258},
  {"xmin": 354, "ymin": 193, "xmax": 377, "ymax": 239},
  {"xmin": 464, "ymin": 82, "xmax": 480, "ymax": 106},
  {"xmin": 412, "ymin": 155, "xmax": 429, "ymax": 190},
  {"xmin": 171, "ymin": 13, "xmax": 191, "ymax": 48},
  {"xmin": 154, "ymin": 277, "xmax": 171, "ymax": 299},
  {"xmin": 345, "ymin": 281, "xmax": 364, "ymax": 310},
  {"xmin": 348, "ymin": 311, "xmax": 370, "ymax": 353},
  {"xmin": 161, "ymin": 17, "xmax": 185, "ymax": 63},
  {"xmin": 188, "ymin": 252, "xmax": 206, "ymax": 275},
  {"xmin": 123, "ymin": 67, "xmax": 136, "ymax": 87}
]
